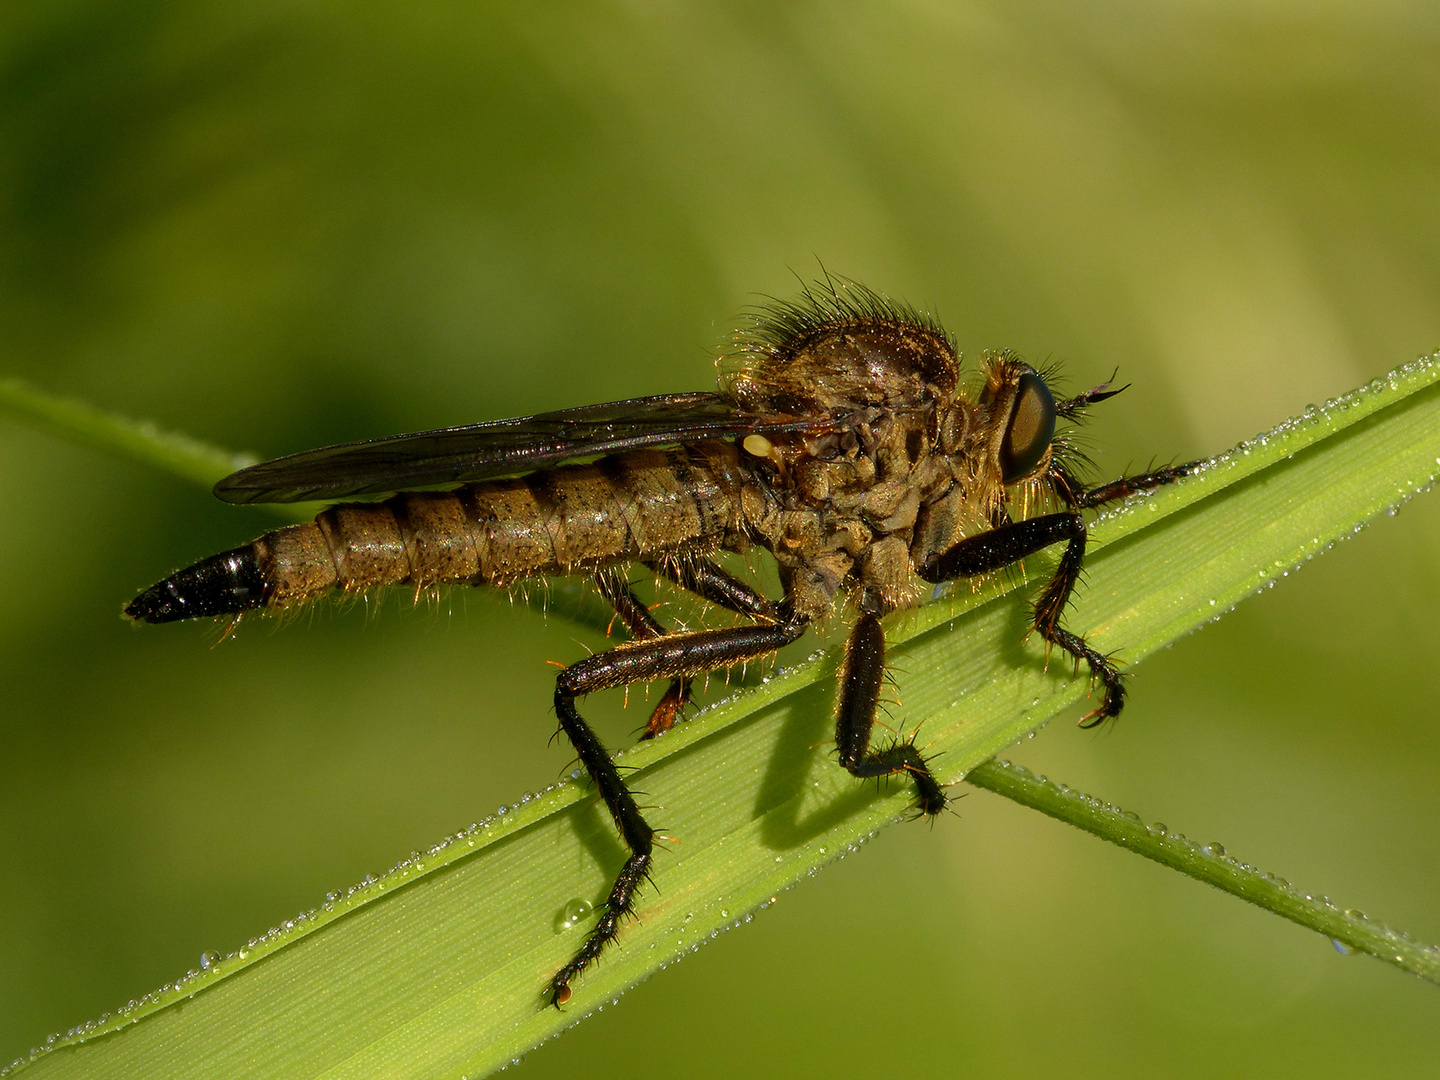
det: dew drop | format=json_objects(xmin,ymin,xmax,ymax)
[
  {"xmin": 1331, "ymin": 939, "xmax": 1354, "ymax": 956},
  {"xmin": 1202, "ymin": 842, "xmax": 1226, "ymax": 858},
  {"xmin": 1147, "ymin": 822, "xmax": 1167, "ymax": 837},
  {"xmin": 199, "ymin": 951, "xmax": 220, "ymax": 971},
  {"xmin": 555, "ymin": 898, "xmax": 593, "ymax": 932}
]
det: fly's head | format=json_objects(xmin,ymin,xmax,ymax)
[
  {"xmin": 977, "ymin": 350, "xmax": 1059, "ymax": 486},
  {"xmin": 958, "ymin": 351, "xmax": 1129, "ymax": 516},
  {"xmin": 923, "ymin": 350, "xmax": 1061, "ymax": 524}
]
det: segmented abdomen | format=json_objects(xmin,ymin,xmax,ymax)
[{"xmin": 126, "ymin": 444, "xmax": 752, "ymax": 624}]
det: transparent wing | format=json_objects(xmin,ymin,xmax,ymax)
[{"xmin": 214, "ymin": 392, "xmax": 828, "ymax": 504}]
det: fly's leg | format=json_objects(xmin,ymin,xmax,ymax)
[
  {"xmin": 593, "ymin": 558, "xmax": 784, "ymax": 741},
  {"xmin": 1053, "ymin": 460, "xmax": 1202, "ymax": 509},
  {"xmin": 550, "ymin": 615, "xmax": 808, "ymax": 1007},
  {"xmin": 594, "ymin": 571, "xmax": 689, "ymax": 740},
  {"xmin": 642, "ymin": 680, "xmax": 690, "ymax": 740},
  {"xmin": 649, "ymin": 557, "xmax": 777, "ymax": 621},
  {"xmin": 656, "ymin": 565, "xmax": 945, "ymax": 808},
  {"xmin": 835, "ymin": 612, "xmax": 946, "ymax": 815},
  {"xmin": 1035, "ymin": 461, "xmax": 1199, "ymax": 720},
  {"xmin": 624, "ymin": 557, "xmax": 781, "ymax": 737},
  {"xmin": 916, "ymin": 451, "xmax": 1199, "ymax": 727},
  {"xmin": 916, "ymin": 513, "xmax": 1120, "ymax": 726}
]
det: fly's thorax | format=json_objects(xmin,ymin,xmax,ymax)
[
  {"xmin": 738, "ymin": 405, "xmax": 951, "ymax": 618},
  {"xmin": 910, "ymin": 483, "xmax": 991, "ymax": 571},
  {"xmin": 728, "ymin": 316, "xmax": 958, "ymax": 416},
  {"xmin": 903, "ymin": 396, "xmax": 998, "ymax": 567}
]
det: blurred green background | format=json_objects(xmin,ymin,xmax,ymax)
[{"xmin": 2, "ymin": 0, "xmax": 1439, "ymax": 1075}]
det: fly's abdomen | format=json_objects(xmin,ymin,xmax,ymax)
[
  {"xmin": 123, "ymin": 547, "xmax": 272, "ymax": 623},
  {"xmin": 125, "ymin": 444, "xmax": 748, "ymax": 623}
]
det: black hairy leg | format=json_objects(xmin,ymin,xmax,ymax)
[
  {"xmin": 549, "ymin": 614, "xmax": 808, "ymax": 1007},
  {"xmin": 917, "ymin": 512, "xmax": 1118, "ymax": 726},
  {"xmin": 917, "ymin": 460, "xmax": 1194, "ymax": 726},
  {"xmin": 1052, "ymin": 460, "xmax": 1203, "ymax": 510},
  {"xmin": 624, "ymin": 557, "xmax": 783, "ymax": 738},
  {"xmin": 648, "ymin": 556, "xmax": 778, "ymax": 621},
  {"xmin": 594, "ymin": 571, "xmax": 690, "ymax": 740},
  {"xmin": 597, "ymin": 560, "xmax": 784, "ymax": 738},
  {"xmin": 834, "ymin": 613, "xmax": 946, "ymax": 816}
]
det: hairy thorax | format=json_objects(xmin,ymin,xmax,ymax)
[{"xmin": 740, "ymin": 400, "xmax": 997, "ymax": 620}]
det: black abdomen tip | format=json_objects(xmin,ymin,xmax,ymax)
[{"xmin": 125, "ymin": 547, "xmax": 270, "ymax": 624}]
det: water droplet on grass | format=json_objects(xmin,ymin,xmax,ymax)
[{"xmin": 555, "ymin": 898, "xmax": 593, "ymax": 932}]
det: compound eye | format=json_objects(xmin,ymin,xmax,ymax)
[{"xmin": 1000, "ymin": 369, "xmax": 1056, "ymax": 483}]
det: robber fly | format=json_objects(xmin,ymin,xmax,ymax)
[{"xmin": 126, "ymin": 279, "xmax": 1196, "ymax": 1006}]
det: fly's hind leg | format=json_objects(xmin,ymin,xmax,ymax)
[
  {"xmin": 594, "ymin": 571, "xmax": 689, "ymax": 740},
  {"xmin": 917, "ymin": 512, "xmax": 1122, "ymax": 726},
  {"xmin": 549, "ymin": 615, "xmax": 808, "ymax": 1007},
  {"xmin": 834, "ymin": 612, "xmax": 946, "ymax": 816},
  {"xmin": 649, "ymin": 556, "xmax": 777, "ymax": 621},
  {"xmin": 598, "ymin": 557, "xmax": 782, "ymax": 739}
]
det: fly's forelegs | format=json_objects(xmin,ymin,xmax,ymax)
[
  {"xmin": 917, "ymin": 513, "xmax": 1122, "ymax": 727},
  {"xmin": 1054, "ymin": 460, "xmax": 1203, "ymax": 509},
  {"xmin": 549, "ymin": 616, "xmax": 808, "ymax": 1007},
  {"xmin": 835, "ymin": 613, "xmax": 946, "ymax": 816}
]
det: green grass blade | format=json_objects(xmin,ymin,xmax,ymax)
[
  {"xmin": 0, "ymin": 378, "xmax": 315, "ymax": 522},
  {"xmin": 7, "ymin": 352, "xmax": 1440, "ymax": 1079},
  {"xmin": 0, "ymin": 378, "xmax": 253, "ymax": 489},
  {"xmin": 966, "ymin": 759, "xmax": 1440, "ymax": 984}
]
